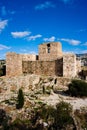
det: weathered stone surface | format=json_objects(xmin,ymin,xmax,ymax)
[
  {"xmin": 6, "ymin": 42, "xmax": 81, "ymax": 78},
  {"xmin": 0, "ymin": 74, "xmax": 87, "ymax": 127},
  {"xmin": 76, "ymin": 59, "xmax": 81, "ymax": 75},
  {"xmin": 22, "ymin": 58, "xmax": 63, "ymax": 76},
  {"xmin": 6, "ymin": 52, "xmax": 37, "ymax": 77},
  {"xmin": 63, "ymin": 53, "xmax": 77, "ymax": 78},
  {"xmin": 39, "ymin": 42, "xmax": 63, "ymax": 61}
]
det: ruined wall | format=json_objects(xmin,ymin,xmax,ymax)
[
  {"xmin": 6, "ymin": 52, "xmax": 22, "ymax": 76},
  {"xmin": 6, "ymin": 53, "xmax": 37, "ymax": 76},
  {"xmin": 21, "ymin": 54, "xmax": 37, "ymax": 61},
  {"xmin": 55, "ymin": 58, "xmax": 63, "ymax": 76},
  {"xmin": 6, "ymin": 42, "xmax": 81, "ymax": 78},
  {"xmin": 63, "ymin": 53, "xmax": 76, "ymax": 78},
  {"xmin": 76, "ymin": 59, "xmax": 81, "ymax": 75},
  {"xmin": 39, "ymin": 42, "xmax": 63, "ymax": 61},
  {"xmin": 22, "ymin": 59, "xmax": 63, "ymax": 76}
]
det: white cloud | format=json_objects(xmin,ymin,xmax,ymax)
[
  {"xmin": 58, "ymin": 38, "xmax": 81, "ymax": 45},
  {"xmin": 0, "ymin": 20, "xmax": 8, "ymax": 33},
  {"xmin": 35, "ymin": 1, "xmax": 55, "ymax": 10},
  {"xmin": 83, "ymin": 42, "xmax": 87, "ymax": 46},
  {"xmin": 43, "ymin": 36, "xmax": 56, "ymax": 42},
  {"xmin": 27, "ymin": 34, "xmax": 42, "ymax": 41},
  {"xmin": 11, "ymin": 31, "xmax": 31, "ymax": 38},
  {"xmin": 0, "ymin": 44, "xmax": 10, "ymax": 50}
]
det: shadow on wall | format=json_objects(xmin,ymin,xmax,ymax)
[
  {"xmin": 55, "ymin": 58, "xmax": 63, "ymax": 76},
  {"xmin": 0, "ymin": 65, "xmax": 6, "ymax": 76}
]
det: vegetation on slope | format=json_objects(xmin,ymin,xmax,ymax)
[
  {"xmin": 0, "ymin": 102, "xmax": 76, "ymax": 130},
  {"xmin": 16, "ymin": 89, "xmax": 24, "ymax": 109},
  {"xmin": 67, "ymin": 79, "xmax": 87, "ymax": 97}
]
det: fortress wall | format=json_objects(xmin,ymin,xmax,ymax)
[
  {"xmin": 22, "ymin": 61, "xmax": 56, "ymax": 76},
  {"xmin": 55, "ymin": 58, "xmax": 63, "ymax": 76},
  {"xmin": 76, "ymin": 59, "xmax": 81, "ymax": 74},
  {"xmin": 6, "ymin": 52, "xmax": 22, "ymax": 76},
  {"xmin": 63, "ymin": 53, "xmax": 76, "ymax": 78},
  {"xmin": 22, "ymin": 59, "xmax": 63, "ymax": 76},
  {"xmin": 39, "ymin": 42, "xmax": 63, "ymax": 61},
  {"xmin": 21, "ymin": 54, "xmax": 37, "ymax": 61},
  {"xmin": 6, "ymin": 53, "xmax": 37, "ymax": 76}
]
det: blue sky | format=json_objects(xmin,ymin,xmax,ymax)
[{"xmin": 0, "ymin": 0, "xmax": 87, "ymax": 59}]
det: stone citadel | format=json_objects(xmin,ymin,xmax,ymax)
[{"xmin": 6, "ymin": 42, "xmax": 81, "ymax": 77}]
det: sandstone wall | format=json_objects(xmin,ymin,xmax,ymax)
[
  {"xmin": 39, "ymin": 42, "xmax": 63, "ymax": 61},
  {"xmin": 22, "ymin": 59, "xmax": 63, "ymax": 76},
  {"xmin": 76, "ymin": 59, "xmax": 81, "ymax": 74},
  {"xmin": 21, "ymin": 54, "xmax": 37, "ymax": 61},
  {"xmin": 6, "ymin": 53, "xmax": 37, "ymax": 76},
  {"xmin": 63, "ymin": 53, "xmax": 76, "ymax": 78},
  {"xmin": 55, "ymin": 58, "xmax": 63, "ymax": 76},
  {"xmin": 6, "ymin": 52, "xmax": 22, "ymax": 76}
]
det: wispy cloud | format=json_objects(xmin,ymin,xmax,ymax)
[
  {"xmin": 77, "ymin": 29, "xmax": 87, "ymax": 33},
  {"xmin": 1, "ymin": 6, "xmax": 6, "ymax": 16},
  {"xmin": 0, "ymin": 53, "xmax": 6, "ymax": 59},
  {"xmin": 20, "ymin": 49, "xmax": 37, "ymax": 54},
  {"xmin": 11, "ymin": 31, "xmax": 31, "ymax": 38},
  {"xmin": 27, "ymin": 34, "xmax": 42, "ymax": 41},
  {"xmin": 9, "ymin": 11, "xmax": 16, "ymax": 15},
  {"xmin": 43, "ymin": 36, "xmax": 56, "ymax": 42},
  {"xmin": 0, "ymin": 44, "xmax": 10, "ymax": 50},
  {"xmin": 35, "ymin": 1, "xmax": 55, "ymax": 10},
  {"xmin": 81, "ymin": 50, "xmax": 87, "ymax": 54},
  {"xmin": 58, "ymin": 38, "xmax": 81, "ymax": 45},
  {"xmin": 60, "ymin": 0, "xmax": 74, "ymax": 4},
  {"xmin": 0, "ymin": 19, "xmax": 8, "ymax": 33},
  {"xmin": 83, "ymin": 42, "xmax": 87, "ymax": 46},
  {"xmin": 79, "ymin": 29, "xmax": 87, "ymax": 32},
  {"xmin": 1, "ymin": 6, "xmax": 16, "ymax": 16}
]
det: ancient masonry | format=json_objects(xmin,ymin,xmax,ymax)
[{"xmin": 6, "ymin": 42, "xmax": 81, "ymax": 77}]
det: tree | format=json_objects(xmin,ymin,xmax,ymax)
[{"xmin": 16, "ymin": 88, "xmax": 24, "ymax": 109}]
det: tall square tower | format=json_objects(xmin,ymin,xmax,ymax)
[{"xmin": 39, "ymin": 42, "xmax": 63, "ymax": 61}]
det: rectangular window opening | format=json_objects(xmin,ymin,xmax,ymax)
[{"xmin": 47, "ymin": 44, "xmax": 50, "ymax": 53}]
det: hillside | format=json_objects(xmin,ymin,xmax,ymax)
[{"xmin": 0, "ymin": 74, "xmax": 87, "ymax": 129}]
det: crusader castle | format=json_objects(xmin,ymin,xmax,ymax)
[{"xmin": 6, "ymin": 42, "xmax": 81, "ymax": 77}]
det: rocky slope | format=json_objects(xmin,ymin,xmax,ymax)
[{"xmin": 0, "ymin": 74, "xmax": 87, "ymax": 129}]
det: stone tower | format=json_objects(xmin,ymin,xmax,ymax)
[
  {"xmin": 39, "ymin": 42, "xmax": 63, "ymax": 61},
  {"xmin": 63, "ymin": 53, "xmax": 77, "ymax": 77}
]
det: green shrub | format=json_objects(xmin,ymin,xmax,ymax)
[
  {"xmin": 74, "ymin": 109, "xmax": 87, "ymax": 129},
  {"xmin": 0, "ymin": 109, "xmax": 11, "ymax": 130},
  {"xmin": 31, "ymin": 102, "xmax": 74, "ymax": 130},
  {"xmin": 16, "ymin": 89, "xmax": 24, "ymax": 109},
  {"xmin": 68, "ymin": 80, "xmax": 87, "ymax": 97},
  {"xmin": 53, "ymin": 101, "xmax": 74, "ymax": 129}
]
